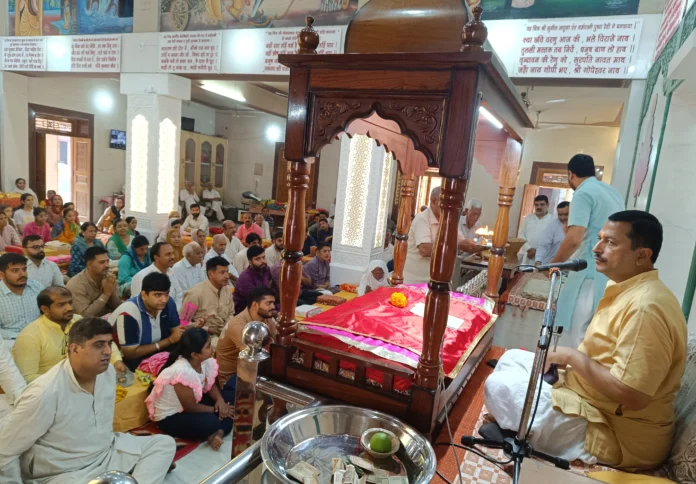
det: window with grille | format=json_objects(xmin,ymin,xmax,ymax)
[{"xmin": 35, "ymin": 117, "xmax": 72, "ymax": 134}]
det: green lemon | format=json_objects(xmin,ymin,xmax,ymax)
[{"xmin": 369, "ymin": 432, "xmax": 392, "ymax": 453}]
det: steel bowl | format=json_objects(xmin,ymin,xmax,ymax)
[
  {"xmin": 360, "ymin": 428, "xmax": 400, "ymax": 458},
  {"xmin": 261, "ymin": 405, "xmax": 436, "ymax": 484}
]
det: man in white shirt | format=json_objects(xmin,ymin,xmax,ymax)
[
  {"xmin": 181, "ymin": 203, "xmax": 209, "ymax": 235},
  {"xmin": 403, "ymin": 187, "xmax": 479, "ymax": 284},
  {"xmin": 203, "ymin": 234, "xmax": 239, "ymax": 284},
  {"xmin": 0, "ymin": 317, "xmax": 175, "ymax": 483},
  {"xmin": 23, "ymin": 235, "xmax": 64, "ymax": 288},
  {"xmin": 202, "ymin": 182, "xmax": 225, "ymax": 222},
  {"xmin": 234, "ymin": 233, "xmax": 263, "ymax": 274},
  {"xmin": 179, "ymin": 180, "xmax": 200, "ymax": 215},
  {"xmin": 265, "ymin": 231, "xmax": 284, "ymax": 267},
  {"xmin": 0, "ymin": 337, "xmax": 26, "ymax": 429},
  {"xmin": 130, "ymin": 242, "xmax": 183, "ymax": 310},
  {"xmin": 222, "ymin": 220, "xmax": 245, "ymax": 261},
  {"xmin": 518, "ymin": 195, "xmax": 554, "ymax": 265},
  {"xmin": 459, "ymin": 199, "xmax": 483, "ymax": 239},
  {"xmin": 171, "ymin": 242, "xmax": 205, "ymax": 305}
]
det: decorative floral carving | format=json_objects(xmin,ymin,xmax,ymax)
[
  {"xmin": 386, "ymin": 103, "xmax": 441, "ymax": 144},
  {"xmin": 317, "ymin": 101, "xmax": 362, "ymax": 136}
]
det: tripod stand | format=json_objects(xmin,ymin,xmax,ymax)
[{"xmin": 460, "ymin": 268, "xmax": 569, "ymax": 484}]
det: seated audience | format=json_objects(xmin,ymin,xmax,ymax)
[
  {"xmin": 270, "ymin": 260, "xmax": 320, "ymax": 307},
  {"xmin": 0, "ymin": 337, "xmax": 26, "ymax": 425},
  {"xmin": 13, "ymin": 177, "xmax": 38, "ymax": 207},
  {"xmin": 51, "ymin": 208, "xmax": 81, "ymax": 244},
  {"xmin": 45, "ymin": 194, "xmax": 63, "ymax": 226},
  {"xmin": 222, "ymin": 220, "xmax": 245, "ymax": 260},
  {"xmin": 0, "ymin": 210, "xmax": 21, "ymax": 251},
  {"xmin": 302, "ymin": 232, "xmax": 318, "ymax": 256},
  {"xmin": 97, "ymin": 196, "xmax": 125, "ymax": 232},
  {"xmin": 0, "ymin": 254, "xmax": 42, "ymax": 341},
  {"xmin": 157, "ymin": 211, "xmax": 180, "ymax": 241},
  {"xmin": 265, "ymin": 230, "xmax": 284, "ymax": 267},
  {"xmin": 236, "ymin": 213, "xmax": 263, "ymax": 244},
  {"xmin": 13, "ymin": 193, "xmax": 35, "ymax": 234},
  {"xmin": 303, "ymin": 242, "xmax": 334, "ymax": 292},
  {"xmin": 233, "ymin": 233, "xmax": 263, "ymax": 274},
  {"xmin": 182, "ymin": 203, "xmax": 209, "ymax": 235},
  {"xmin": 12, "ymin": 287, "xmax": 125, "ymax": 383},
  {"xmin": 23, "ymin": 235, "xmax": 63, "ymax": 288},
  {"xmin": 382, "ymin": 230, "xmax": 394, "ymax": 263},
  {"xmin": 202, "ymin": 181, "xmax": 224, "ymax": 221},
  {"xmin": 146, "ymin": 327, "xmax": 233, "ymax": 450},
  {"xmin": 130, "ymin": 242, "xmax": 182, "ymax": 307},
  {"xmin": 233, "ymin": 245, "xmax": 272, "ymax": 315},
  {"xmin": 358, "ymin": 260, "xmax": 390, "ymax": 296},
  {"xmin": 68, "ymin": 222, "xmax": 105, "ymax": 277},
  {"xmin": 0, "ymin": 204, "xmax": 19, "ymax": 233},
  {"xmin": 117, "ymin": 235, "xmax": 151, "ymax": 297},
  {"xmin": 484, "ymin": 211, "xmax": 687, "ymax": 469},
  {"xmin": 167, "ymin": 227, "xmax": 185, "ymax": 264},
  {"xmin": 0, "ymin": 317, "xmax": 176, "ymax": 483},
  {"xmin": 127, "ymin": 216, "xmax": 140, "ymax": 236},
  {"xmin": 316, "ymin": 219, "xmax": 333, "ymax": 245},
  {"xmin": 535, "ymin": 201, "xmax": 571, "ymax": 265},
  {"xmin": 40, "ymin": 190, "xmax": 56, "ymax": 208},
  {"xmin": 203, "ymin": 234, "xmax": 239, "ymax": 283},
  {"xmin": 179, "ymin": 180, "xmax": 200, "ymax": 215},
  {"xmin": 66, "ymin": 246, "xmax": 120, "ymax": 318},
  {"xmin": 172, "ymin": 242, "xmax": 205, "ymax": 307},
  {"xmin": 217, "ymin": 287, "xmax": 278, "ymax": 393},
  {"xmin": 255, "ymin": 213, "xmax": 271, "ymax": 240},
  {"xmin": 157, "ymin": 218, "xmax": 183, "ymax": 243},
  {"xmin": 110, "ymin": 272, "xmax": 185, "ymax": 371},
  {"xmin": 106, "ymin": 218, "xmax": 132, "ymax": 260},
  {"xmin": 459, "ymin": 199, "xmax": 483, "ymax": 239},
  {"xmin": 196, "ymin": 229, "xmax": 209, "ymax": 257},
  {"xmin": 22, "ymin": 207, "xmax": 51, "ymax": 242},
  {"xmin": 183, "ymin": 256, "xmax": 234, "ymax": 341},
  {"xmin": 307, "ymin": 213, "xmax": 322, "ymax": 238},
  {"xmin": 262, "ymin": 207, "xmax": 274, "ymax": 229}
]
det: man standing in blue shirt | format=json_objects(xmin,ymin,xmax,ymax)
[{"xmin": 552, "ymin": 155, "xmax": 624, "ymax": 346}]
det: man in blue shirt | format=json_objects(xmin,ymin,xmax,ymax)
[
  {"xmin": 535, "ymin": 201, "xmax": 570, "ymax": 265},
  {"xmin": 0, "ymin": 253, "xmax": 42, "ymax": 342},
  {"xmin": 552, "ymin": 154, "xmax": 624, "ymax": 346}
]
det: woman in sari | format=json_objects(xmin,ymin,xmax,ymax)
[
  {"xmin": 106, "ymin": 218, "xmax": 133, "ymax": 260},
  {"xmin": 97, "ymin": 197, "xmax": 125, "ymax": 232},
  {"xmin": 40, "ymin": 190, "xmax": 56, "ymax": 208},
  {"xmin": 117, "ymin": 235, "xmax": 151, "ymax": 297},
  {"xmin": 68, "ymin": 222, "xmax": 105, "ymax": 276},
  {"xmin": 45, "ymin": 194, "xmax": 64, "ymax": 227},
  {"xmin": 358, "ymin": 260, "xmax": 390, "ymax": 296},
  {"xmin": 126, "ymin": 216, "xmax": 140, "ymax": 236},
  {"xmin": 51, "ymin": 209, "xmax": 81, "ymax": 244},
  {"xmin": 166, "ymin": 228, "xmax": 185, "ymax": 263}
]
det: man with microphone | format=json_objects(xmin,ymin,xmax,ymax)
[{"xmin": 484, "ymin": 211, "xmax": 687, "ymax": 470}]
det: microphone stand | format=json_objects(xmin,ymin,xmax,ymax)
[{"xmin": 460, "ymin": 268, "xmax": 570, "ymax": 484}]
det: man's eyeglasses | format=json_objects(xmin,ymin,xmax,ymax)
[{"xmin": 28, "ymin": 245, "xmax": 45, "ymax": 250}]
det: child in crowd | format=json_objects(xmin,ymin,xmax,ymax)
[{"xmin": 145, "ymin": 328, "xmax": 234, "ymax": 451}]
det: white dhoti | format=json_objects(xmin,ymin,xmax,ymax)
[
  {"xmin": 206, "ymin": 200, "xmax": 224, "ymax": 221},
  {"xmin": 568, "ymin": 279, "xmax": 595, "ymax": 348},
  {"xmin": 483, "ymin": 349, "xmax": 597, "ymax": 464}
]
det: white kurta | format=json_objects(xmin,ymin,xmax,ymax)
[
  {"xmin": 171, "ymin": 259, "xmax": 206, "ymax": 298},
  {"xmin": 178, "ymin": 189, "xmax": 199, "ymax": 213},
  {"xmin": 224, "ymin": 235, "xmax": 245, "ymax": 261},
  {"xmin": 265, "ymin": 245, "xmax": 283, "ymax": 267},
  {"xmin": 182, "ymin": 214, "xmax": 209, "ymax": 235},
  {"xmin": 0, "ymin": 337, "xmax": 26, "ymax": 431},
  {"xmin": 0, "ymin": 360, "xmax": 175, "ymax": 484},
  {"xmin": 202, "ymin": 249, "xmax": 239, "ymax": 282},
  {"xmin": 518, "ymin": 212, "xmax": 553, "ymax": 265},
  {"xmin": 459, "ymin": 218, "xmax": 482, "ymax": 240},
  {"xmin": 202, "ymin": 189, "xmax": 224, "ymax": 221}
]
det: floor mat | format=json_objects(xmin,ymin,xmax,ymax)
[{"xmin": 130, "ymin": 421, "xmax": 201, "ymax": 462}]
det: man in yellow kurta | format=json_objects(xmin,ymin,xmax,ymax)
[
  {"xmin": 12, "ymin": 286, "xmax": 125, "ymax": 383},
  {"xmin": 484, "ymin": 210, "xmax": 686, "ymax": 469}
]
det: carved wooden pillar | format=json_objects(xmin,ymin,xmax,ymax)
[
  {"xmin": 415, "ymin": 177, "xmax": 467, "ymax": 388},
  {"xmin": 485, "ymin": 138, "xmax": 522, "ymax": 302},
  {"xmin": 390, "ymin": 172, "xmax": 416, "ymax": 286}
]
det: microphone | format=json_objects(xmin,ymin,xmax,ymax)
[{"xmin": 519, "ymin": 259, "xmax": 588, "ymax": 273}]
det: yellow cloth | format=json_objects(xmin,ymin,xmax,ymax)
[
  {"xmin": 113, "ymin": 382, "xmax": 150, "ymax": 432},
  {"xmin": 12, "ymin": 314, "xmax": 122, "ymax": 383},
  {"xmin": 587, "ymin": 471, "xmax": 673, "ymax": 483},
  {"xmin": 56, "ymin": 223, "xmax": 80, "ymax": 244},
  {"xmin": 551, "ymin": 270, "xmax": 687, "ymax": 469}
]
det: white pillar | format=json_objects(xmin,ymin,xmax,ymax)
[
  {"xmin": 612, "ymin": 79, "xmax": 646, "ymax": 199},
  {"xmin": 0, "ymin": 72, "xmax": 29, "ymax": 192},
  {"xmin": 120, "ymin": 73, "xmax": 191, "ymax": 242},
  {"xmin": 331, "ymin": 135, "xmax": 395, "ymax": 284}
]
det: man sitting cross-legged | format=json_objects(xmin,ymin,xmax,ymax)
[
  {"xmin": 12, "ymin": 286, "xmax": 126, "ymax": 383},
  {"xmin": 484, "ymin": 211, "xmax": 687, "ymax": 469},
  {"xmin": 0, "ymin": 317, "xmax": 176, "ymax": 483}
]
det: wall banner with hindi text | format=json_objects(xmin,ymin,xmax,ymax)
[
  {"xmin": 263, "ymin": 27, "xmax": 343, "ymax": 75},
  {"xmin": 513, "ymin": 18, "xmax": 643, "ymax": 79},
  {"xmin": 159, "ymin": 32, "xmax": 222, "ymax": 74}
]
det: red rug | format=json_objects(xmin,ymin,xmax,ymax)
[{"xmin": 130, "ymin": 421, "xmax": 201, "ymax": 462}]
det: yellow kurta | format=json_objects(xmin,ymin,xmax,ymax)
[
  {"xmin": 551, "ymin": 270, "xmax": 687, "ymax": 469},
  {"xmin": 12, "ymin": 315, "xmax": 122, "ymax": 383}
]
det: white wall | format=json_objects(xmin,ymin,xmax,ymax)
[
  {"xmin": 181, "ymin": 101, "xmax": 216, "ymax": 137},
  {"xmin": 509, "ymin": 126, "xmax": 620, "ymax": 237},
  {"xmin": 316, "ymin": 141, "xmax": 340, "ymax": 211},
  {"xmin": 464, "ymin": 160, "xmax": 501, "ymax": 231}
]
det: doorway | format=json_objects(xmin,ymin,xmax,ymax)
[{"xmin": 29, "ymin": 105, "xmax": 94, "ymax": 221}]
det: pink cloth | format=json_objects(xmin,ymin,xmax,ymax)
[
  {"xmin": 22, "ymin": 222, "xmax": 51, "ymax": 242},
  {"xmin": 236, "ymin": 223, "xmax": 263, "ymax": 243},
  {"xmin": 137, "ymin": 352, "xmax": 171, "ymax": 376}
]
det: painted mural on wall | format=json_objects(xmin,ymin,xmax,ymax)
[
  {"xmin": 160, "ymin": 0, "xmax": 359, "ymax": 32},
  {"xmin": 467, "ymin": 0, "xmax": 639, "ymax": 20},
  {"xmin": 8, "ymin": 0, "xmax": 133, "ymax": 36}
]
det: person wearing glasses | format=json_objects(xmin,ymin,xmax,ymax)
[
  {"xmin": 11, "ymin": 287, "xmax": 125, "ymax": 383},
  {"xmin": 23, "ymin": 235, "xmax": 64, "ymax": 288}
]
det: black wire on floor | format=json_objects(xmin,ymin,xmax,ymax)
[{"xmin": 433, "ymin": 441, "xmax": 514, "ymax": 482}]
